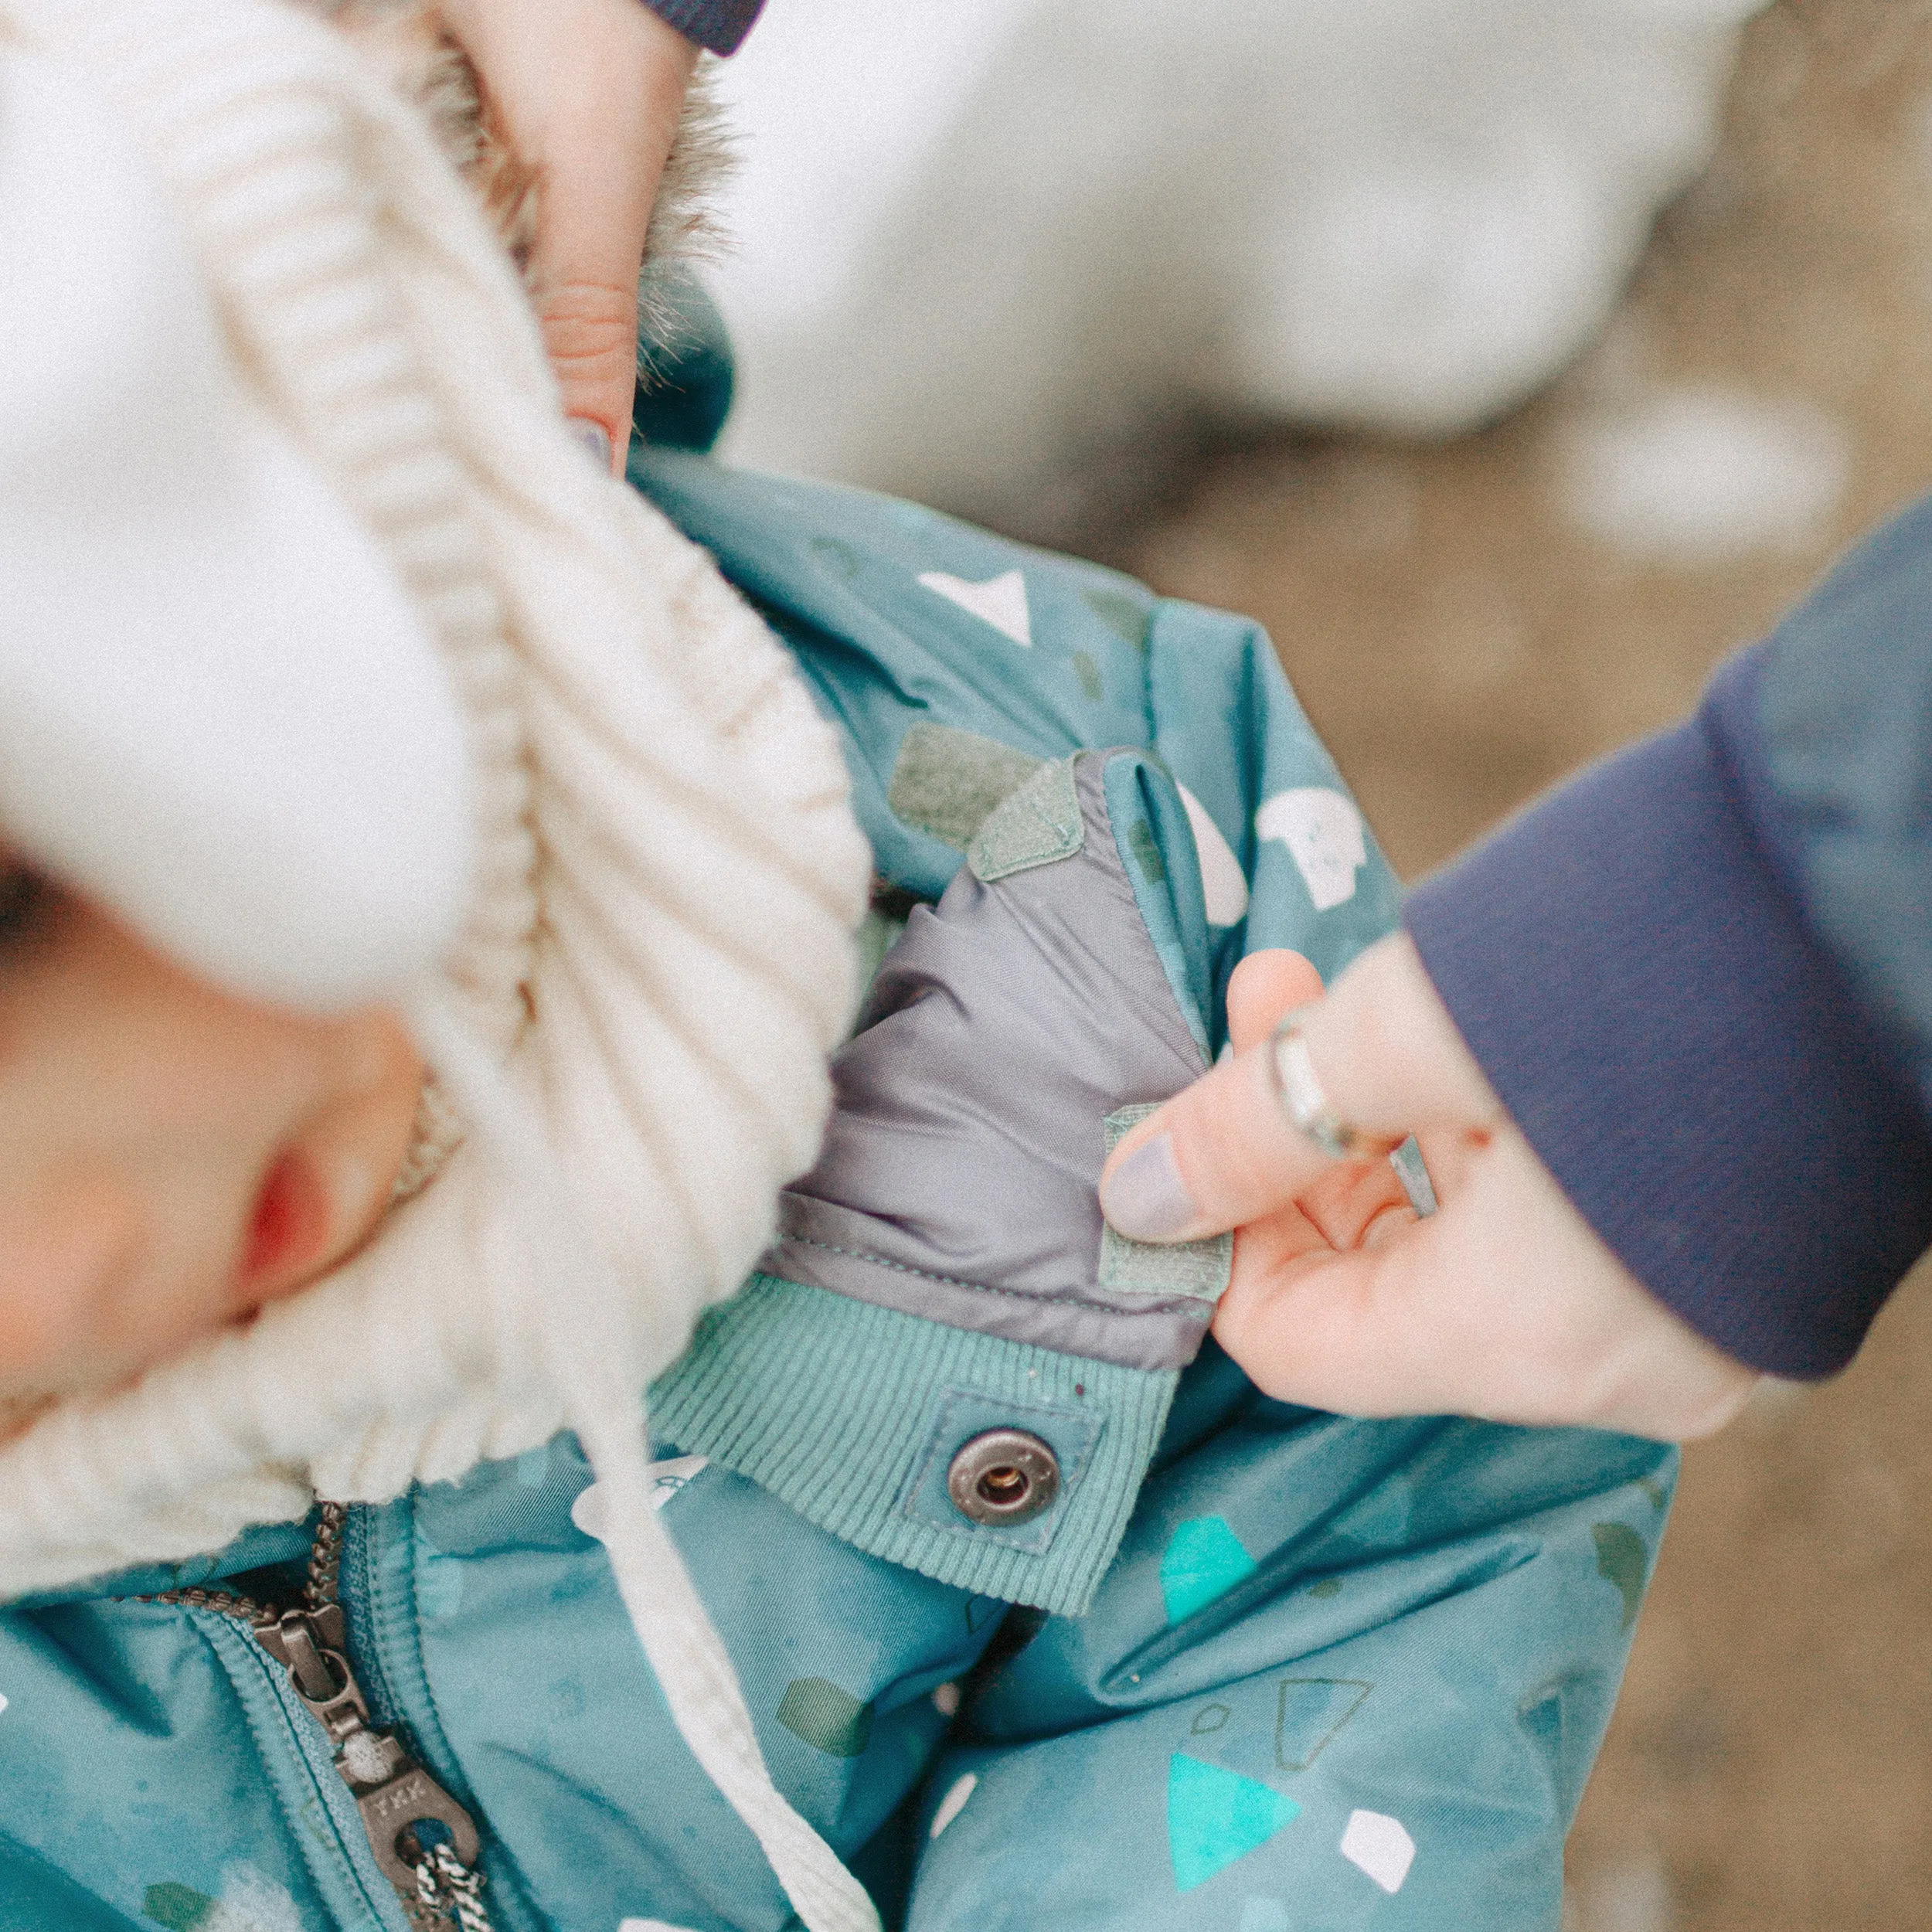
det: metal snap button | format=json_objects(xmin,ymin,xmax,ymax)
[{"xmin": 946, "ymin": 1428, "xmax": 1060, "ymax": 1526}]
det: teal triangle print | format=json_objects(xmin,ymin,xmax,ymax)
[
  {"xmin": 1160, "ymin": 1514, "xmax": 1258, "ymax": 1625},
  {"xmin": 1167, "ymin": 1752, "xmax": 1300, "ymax": 1892}
]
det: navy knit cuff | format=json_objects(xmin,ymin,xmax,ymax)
[
  {"xmin": 641, "ymin": 0, "xmax": 764, "ymax": 55},
  {"xmin": 1404, "ymin": 648, "xmax": 1932, "ymax": 1378}
]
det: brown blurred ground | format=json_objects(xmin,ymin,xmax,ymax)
[{"xmin": 1108, "ymin": 3, "xmax": 1932, "ymax": 1925}]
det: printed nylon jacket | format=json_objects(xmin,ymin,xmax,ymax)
[{"xmin": 0, "ymin": 355, "xmax": 1673, "ymax": 1931}]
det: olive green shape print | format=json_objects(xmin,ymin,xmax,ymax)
[
  {"xmin": 143, "ymin": 1884, "xmax": 215, "ymax": 1930},
  {"xmin": 1072, "ymin": 651, "xmax": 1105, "ymax": 702},
  {"xmin": 1082, "ymin": 587, "xmax": 1151, "ymax": 650},
  {"xmin": 1128, "ymin": 818, "xmax": 1167, "ymax": 886},
  {"xmin": 1274, "ymin": 1678, "xmax": 1372, "ymax": 1772},
  {"xmin": 1592, "ymin": 1522, "xmax": 1648, "ymax": 1630},
  {"xmin": 778, "ymin": 1677, "xmax": 876, "ymax": 1757},
  {"xmin": 808, "ymin": 536, "xmax": 862, "ymax": 581}
]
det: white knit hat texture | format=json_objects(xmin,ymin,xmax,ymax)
[
  {"xmin": 0, "ymin": 15, "xmax": 479, "ymax": 1012},
  {"xmin": 0, "ymin": 2, "xmax": 875, "ymax": 1924}
]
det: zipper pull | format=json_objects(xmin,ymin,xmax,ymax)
[
  {"xmin": 254, "ymin": 1607, "xmax": 481, "ymax": 1894},
  {"xmin": 257, "ymin": 1605, "xmax": 362, "ymax": 1740}
]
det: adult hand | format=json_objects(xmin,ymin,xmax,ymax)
[
  {"xmin": 438, "ymin": 0, "xmax": 700, "ymax": 469},
  {"xmin": 1098, "ymin": 934, "xmax": 1760, "ymax": 1441}
]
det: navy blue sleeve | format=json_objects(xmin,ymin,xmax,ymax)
[
  {"xmin": 641, "ymin": 0, "xmax": 764, "ymax": 55},
  {"xmin": 1403, "ymin": 543, "xmax": 1932, "ymax": 1376}
]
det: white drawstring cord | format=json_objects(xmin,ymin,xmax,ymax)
[{"xmin": 409, "ymin": 992, "xmax": 881, "ymax": 1932}]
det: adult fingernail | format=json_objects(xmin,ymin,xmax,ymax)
[
  {"xmin": 573, "ymin": 419, "xmax": 611, "ymax": 469},
  {"xmin": 1100, "ymin": 1133, "xmax": 1199, "ymax": 1241}
]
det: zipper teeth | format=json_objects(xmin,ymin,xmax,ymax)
[
  {"xmin": 134, "ymin": 1500, "xmax": 348, "ymax": 1624},
  {"xmin": 304, "ymin": 1500, "xmax": 348, "ymax": 1608},
  {"xmin": 126, "ymin": 1500, "xmax": 493, "ymax": 1930},
  {"xmin": 133, "ymin": 1582, "xmax": 269, "ymax": 1621}
]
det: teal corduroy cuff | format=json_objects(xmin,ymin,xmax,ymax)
[{"xmin": 648, "ymin": 1275, "xmax": 1178, "ymax": 1617}]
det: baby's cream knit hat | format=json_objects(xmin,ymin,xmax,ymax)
[{"xmin": 0, "ymin": 1, "xmax": 876, "ymax": 1924}]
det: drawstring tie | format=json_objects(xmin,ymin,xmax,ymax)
[{"xmin": 411, "ymin": 992, "xmax": 880, "ymax": 1932}]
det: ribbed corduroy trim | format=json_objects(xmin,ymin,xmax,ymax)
[{"xmin": 650, "ymin": 1276, "xmax": 1176, "ymax": 1617}]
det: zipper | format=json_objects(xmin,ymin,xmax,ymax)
[{"xmin": 140, "ymin": 1502, "xmax": 494, "ymax": 1932}]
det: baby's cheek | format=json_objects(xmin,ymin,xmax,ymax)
[{"xmin": 0, "ymin": 1178, "xmax": 144, "ymax": 1400}]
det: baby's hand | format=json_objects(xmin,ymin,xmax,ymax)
[
  {"xmin": 436, "ymin": 0, "xmax": 699, "ymax": 468},
  {"xmin": 1101, "ymin": 937, "xmax": 1759, "ymax": 1441}
]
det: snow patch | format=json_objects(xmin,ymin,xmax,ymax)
[
  {"xmin": 1565, "ymin": 1852, "xmax": 1675, "ymax": 1932},
  {"xmin": 1556, "ymin": 386, "xmax": 1849, "ymax": 562},
  {"xmin": 710, "ymin": 0, "xmax": 1767, "ymax": 525}
]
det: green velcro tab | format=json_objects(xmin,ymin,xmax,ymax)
[
  {"xmin": 1098, "ymin": 1105, "xmax": 1233, "ymax": 1300},
  {"xmin": 887, "ymin": 722, "xmax": 1045, "ymax": 851},
  {"xmin": 968, "ymin": 755, "xmax": 1084, "ymax": 882}
]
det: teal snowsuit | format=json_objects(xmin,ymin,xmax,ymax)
[{"xmin": 0, "ymin": 344, "xmax": 1674, "ymax": 1932}]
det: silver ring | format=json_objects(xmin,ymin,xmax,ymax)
[{"xmin": 1268, "ymin": 1005, "xmax": 1366, "ymax": 1159}]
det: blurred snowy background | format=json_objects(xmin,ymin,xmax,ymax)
[
  {"xmin": 708, "ymin": 0, "xmax": 1772, "ymax": 538},
  {"xmin": 702, "ymin": 4, "xmax": 1932, "ymax": 1929}
]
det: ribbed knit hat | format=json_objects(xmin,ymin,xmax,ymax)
[{"xmin": 0, "ymin": 2, "xmax": 876, "ymax": 1925}]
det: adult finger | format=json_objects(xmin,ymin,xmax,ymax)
[
  {"xmin": 441, "ymin": 0, "xmax": 698, "ymax": 467},
  {"xmin": 1097, "ymin": 947, "xmax": 1337, "ymax": 1244},
  {"xmin": 1100, "ymin": 932, "xmax": 1495, "ymax": 1242},
  {"xmin": 1220, "ymin": 950, "xmax": 1415, "ymax": 1248},
  {"xmin": 1223, "ymin": 947, "xmax": 1322, "ymax": 1052},
  {"xmin": 1212, "ymin": 1134, "xmax": 1586, "ymax": 1422},
  {"xmin": 1214, "ymin": 1126, "xmax": 1760, "ymax": 1439},
  {"xmin": 1097, "ymin": 1009, "xmax": 1352, "ymax": 1244}
]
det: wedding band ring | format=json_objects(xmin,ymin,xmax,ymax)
[{"xmin": 1269, "ymin": 1006, "xmax": 1366, "ymax": 1159}]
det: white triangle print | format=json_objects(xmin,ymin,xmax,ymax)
[
  {"xmin": 917, "ymin": 568, "xmax": 1032, "ymax": 646},
  {"xmin": 1175, "ymin": 783, "xmax": 1250, "ymax": 927}
]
